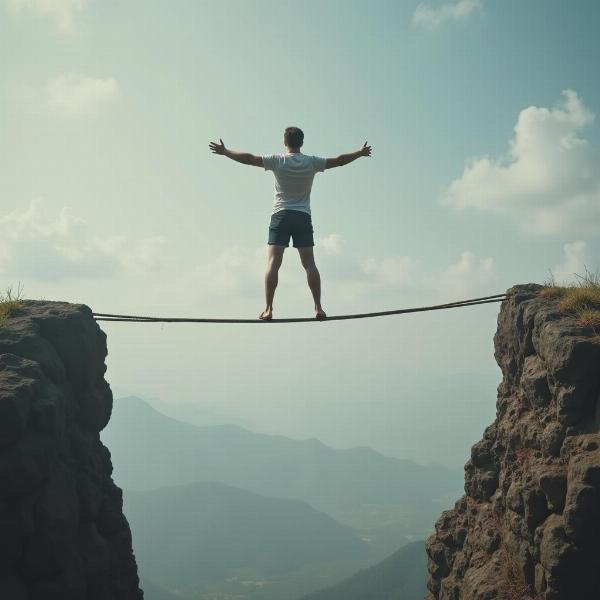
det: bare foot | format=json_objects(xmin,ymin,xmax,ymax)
[
  {"xmin": 315, "ymin": 307, "xmax": 327, "ymax": 320},
  {"xmin": 259, "ymin": 308, "xmax": 273, "ymax": 321}
]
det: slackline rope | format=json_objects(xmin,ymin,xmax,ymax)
[{"xmin": 92, "ymin": 293, "xmax": 508, "ymax": 324}]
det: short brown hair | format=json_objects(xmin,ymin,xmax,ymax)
[{"xmin": 284, "ymin": 127, "xmax": 304, "ymax": 148}]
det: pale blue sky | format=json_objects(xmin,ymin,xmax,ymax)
[{"xmin": 1, "ymin": 0, "xmax": 599, "ymax": 465}]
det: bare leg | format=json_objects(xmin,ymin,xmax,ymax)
[
  {"xmin": 261, "ymin": 244, "xmax": 285, "ymax": 320},
  {"xmin": 297, "ymin": 246, "xmax": 326, "ymax": 319}
]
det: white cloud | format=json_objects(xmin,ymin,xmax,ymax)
[
  {"xmin": 189, "ymin": 246, "xmax": 264, "ymax": 297},
  {"xmin": 360, "ymin": 251, "xmax": 495, "ymax": 300},
  {"xmin": 413, "ymin": 0, "xmax": 482, "ymax": 29},
  {"xmin": 443, "ymin": 90, "xmax": 600, "ymax": 236},
  {"xmin": 435, "ymin": 251, "xmax": 496, "ymax": 299},
  {"xmin": 317, "ymin": 233, "xmax": 344, "ymax": 255},
  {"xmin": 361, "ymin": 256, "xmax": 420, "ymax": 287},
  {"xmin": 8, "ymin": 0, "xmax": 88, "ymax": 33},
  {"xmin": 0, "ymin": 203, "xmax": 166, "ymax": 281},
  {"xmin": 46, "ymin": 73, "xmax": 119, "ymax": 118},
  {"xmin": 551, "ymin": 241, "xmax": 596, "ymax": 285}
]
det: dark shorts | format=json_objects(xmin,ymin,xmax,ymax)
[{"xmin": 268, "ymin": 209, "xmax": 314, "ymax": 248}]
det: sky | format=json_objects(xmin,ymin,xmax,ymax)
[{"xmin": 1, "ymin": 0, "xmax": 599, "ymax": 466}]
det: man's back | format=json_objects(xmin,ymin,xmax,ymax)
[
  {"xmin": 209, "ymin": 130, "xmax": 371, "ymax": 319},
  {"xmin": 263, "ymin": 152, "xmax": 327, "ymax": 215}
]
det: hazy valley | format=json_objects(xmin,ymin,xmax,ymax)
[{"xmin": 102, "ymin": 396, "xmax": 459, "ymax": 599}]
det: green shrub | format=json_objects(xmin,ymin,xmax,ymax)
[
  {"xmin": 0, "ymin": 285, "xmax": 23, "ymax": 327},
  {"xmin": 541, "ymin": 269, "xmax": 600, "ymax": 330}
]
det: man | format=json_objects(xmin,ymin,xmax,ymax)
[{"xmin": 209, "ymin": 127, "xmax": 372, "ymax": 320}]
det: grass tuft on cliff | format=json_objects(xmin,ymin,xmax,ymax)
[
  {"xmin": 541, "ymin": 269, "xmax": 600, "ymax": 329},
  {"xmin": 0, "ymin": 285, "xmax": 23, "ymax": 327}
]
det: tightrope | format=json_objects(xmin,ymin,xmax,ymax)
[{"xmin": 92, "ymin": 293, "xmax": 507, "ymax": 324}]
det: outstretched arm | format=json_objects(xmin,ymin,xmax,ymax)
[
  {"xmin": 325, "ymin": 142, "xmax": 372, "ymax": 170},
  {"xmin": 209, "ymin": 139, "xmax": 263, "ymax": 167}
]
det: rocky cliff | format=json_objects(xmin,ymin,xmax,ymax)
[
  {"xmin": 426, "ymin": 284, "xmax": 600, "ymax": 600},
  {"xmin": 0, "ymin": 301, "xmax": 142, "ymax": 599}
]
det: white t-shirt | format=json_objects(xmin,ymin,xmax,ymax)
[{"xmin": 262, "ymin": 152, "xmax": 327, "ymax": 215}]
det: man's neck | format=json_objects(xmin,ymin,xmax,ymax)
[{"xmin": 286, "ymin": 147, "xmax": 302, "ymax": 154}]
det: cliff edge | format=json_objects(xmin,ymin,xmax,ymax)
[
  {"xmin": 426, "ymin": 284, "xmax": 600, "ymax": 600},
  {"xmin": 0, "ymin": 300, "xmax": 143, "ymax": 599}
]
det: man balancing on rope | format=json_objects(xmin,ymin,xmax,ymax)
[{"xmin": 209, "ymin": 127, "xmax": 372, "ymax": 320}]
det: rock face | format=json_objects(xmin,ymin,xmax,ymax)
[
  {"xmin": 426, "ymin": 284, "xmax": 600, "ymax": 600},
  {"xmin": 0, "ymin": 301, "xmax": 143, "ymax": 600}
]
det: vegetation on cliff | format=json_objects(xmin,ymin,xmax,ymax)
[
  {"xmin": 0, "ymin": 286, "xmax": 23, "ymax": 328},
  {"xmin": 542, "ymin": 269, "xmax": 600, "ymax": 329}
]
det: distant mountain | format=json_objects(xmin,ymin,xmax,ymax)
[
  {"xmin": 102, "ymin": 396, "xmax": 461, "ymax": 530},
  {"xmin": 146, "ymin": 395, "xmax": 261, "ymax": 430},
  {"xmin": 126, "ymin": 481, "xmax": 367, "ymax": 588},
  {"xmin": 299, "ymin": 540, "xmax": 427, "ymax": 600}
]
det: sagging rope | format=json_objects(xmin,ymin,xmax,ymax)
[{"xmin": 92, "ymin": 293, "xmax": 508, "ymax": 324}]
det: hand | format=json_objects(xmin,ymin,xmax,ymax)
[
  {"xmin": 359, "ymin": 141, "xmax": 372, "ymax": 157},
  {"xmin": 209, "ymin": 138, "xmax": 226, "ymax": 155}
]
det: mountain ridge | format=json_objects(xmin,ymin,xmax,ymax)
[
  {"xmin": 299, "ymin": 540, "xmax": 427, "ymax": 600},
  {"xmin": 126, "ymin": 480, "xmax": 368, "ymax": 588},
  {"xmin": 114, "ymin": 394, "xmax": 438, "ymax": 468},
  {"xmin": 102, "ymin": 394, "xmax": 462, "ymax": 536}
]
